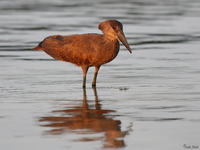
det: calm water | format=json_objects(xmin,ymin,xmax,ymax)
[{"xmin": 0, "ymin": 0, "xmax": 200, "ymax": 150}]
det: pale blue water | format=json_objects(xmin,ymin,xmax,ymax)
[{"xmin": 0, "ymin": 0, "xmax": 200, "ymax": 150}]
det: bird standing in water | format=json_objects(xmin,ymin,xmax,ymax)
[{"xmin": 32, "ymin": 20, "xmax": 132, "ymax": 87}]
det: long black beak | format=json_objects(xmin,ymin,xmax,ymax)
[{"xmin": 117, "ymin": 31, "xmax": 132, "ymax": 53}]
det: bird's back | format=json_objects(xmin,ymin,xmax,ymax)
[{"xmin": 33, "ymin": 34, "xmax": 120, "ymax": 67}]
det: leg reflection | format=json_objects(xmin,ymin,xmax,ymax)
[{"xmin": 39, "ymin": 87, "xmax": 132, "ymax": 148}]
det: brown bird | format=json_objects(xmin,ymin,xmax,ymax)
[{"xmin": 32, "ymin": 20, "xmax": 132, "ymax": 87}]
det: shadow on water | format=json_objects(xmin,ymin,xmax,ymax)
[{"xmin": 39, "ymin": 87, "xmax": 133, "ymax": 149}]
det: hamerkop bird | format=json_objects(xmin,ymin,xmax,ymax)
[{"xmin": 32, "ymin": 20, "xmax": 132, "ymax": 87}]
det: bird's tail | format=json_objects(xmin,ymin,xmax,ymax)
[
  {"xmin": 31, "ymin": 46, "xmax": 43, "ymax": 51},
  {"xmin": 31, "ymin": 40, "xmax": 45, "ymax": 50}
]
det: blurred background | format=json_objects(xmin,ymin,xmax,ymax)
[{"xmin": 1, "ymin": 0, "xmax": 200, "ymax": 50}]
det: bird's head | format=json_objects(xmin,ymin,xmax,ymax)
[{"xmin": 98, "ymin": 20, "xmax": 132, "ymax": 53}]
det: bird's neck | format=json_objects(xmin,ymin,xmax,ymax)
[{"xmin": 103, "ymin": 33, "xmax": 118, "ymax": 42}]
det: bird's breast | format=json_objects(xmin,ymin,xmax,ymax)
[{"xmin": 92, "ymin": 39, "xmax": 120, "ymax": 66}]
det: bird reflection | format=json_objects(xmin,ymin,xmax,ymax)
[{"xmin": 39, "ymin": 87, "xmax": 132, "ymax": 148}]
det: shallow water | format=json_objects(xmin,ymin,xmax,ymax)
[{"xmin": 0, "ymin": 0, "xmax": 200, "ymax": 150}]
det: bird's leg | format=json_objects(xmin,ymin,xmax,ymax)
[
  {"xmin": 92, "ymin": 86, "xmax": 100, "ymax": 110},
  {"xmin": 92, "ymin": 66, "xmax": 101, "ymax": 87},
  {"xmin": 81, "ymin": 66, "xmax": 89, "ymax": 88}
]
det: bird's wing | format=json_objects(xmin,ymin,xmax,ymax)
[
  {"xmin": 60, "ymin": 34, "xmax": 103, "ymax": 65},
  {"xmin": 38, "ymin": 34, "xmax": 103, "ymax": 66}
]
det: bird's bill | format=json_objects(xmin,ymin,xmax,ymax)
[{"xmin": 117, "ymin": 31, "xmax": 132, "ymax": 53}]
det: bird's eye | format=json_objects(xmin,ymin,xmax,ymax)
[{"xmin": 112, "ymin": 26, "xmax": 116, "ymax": 30}]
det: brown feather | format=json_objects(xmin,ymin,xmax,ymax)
[
  {"xmin": 32, "ymin": 20, "xmax": 132, "ymax": 87},
  {"xmin": 34, "ymin": 34, "xmax": 119, "ymax": 67}
]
